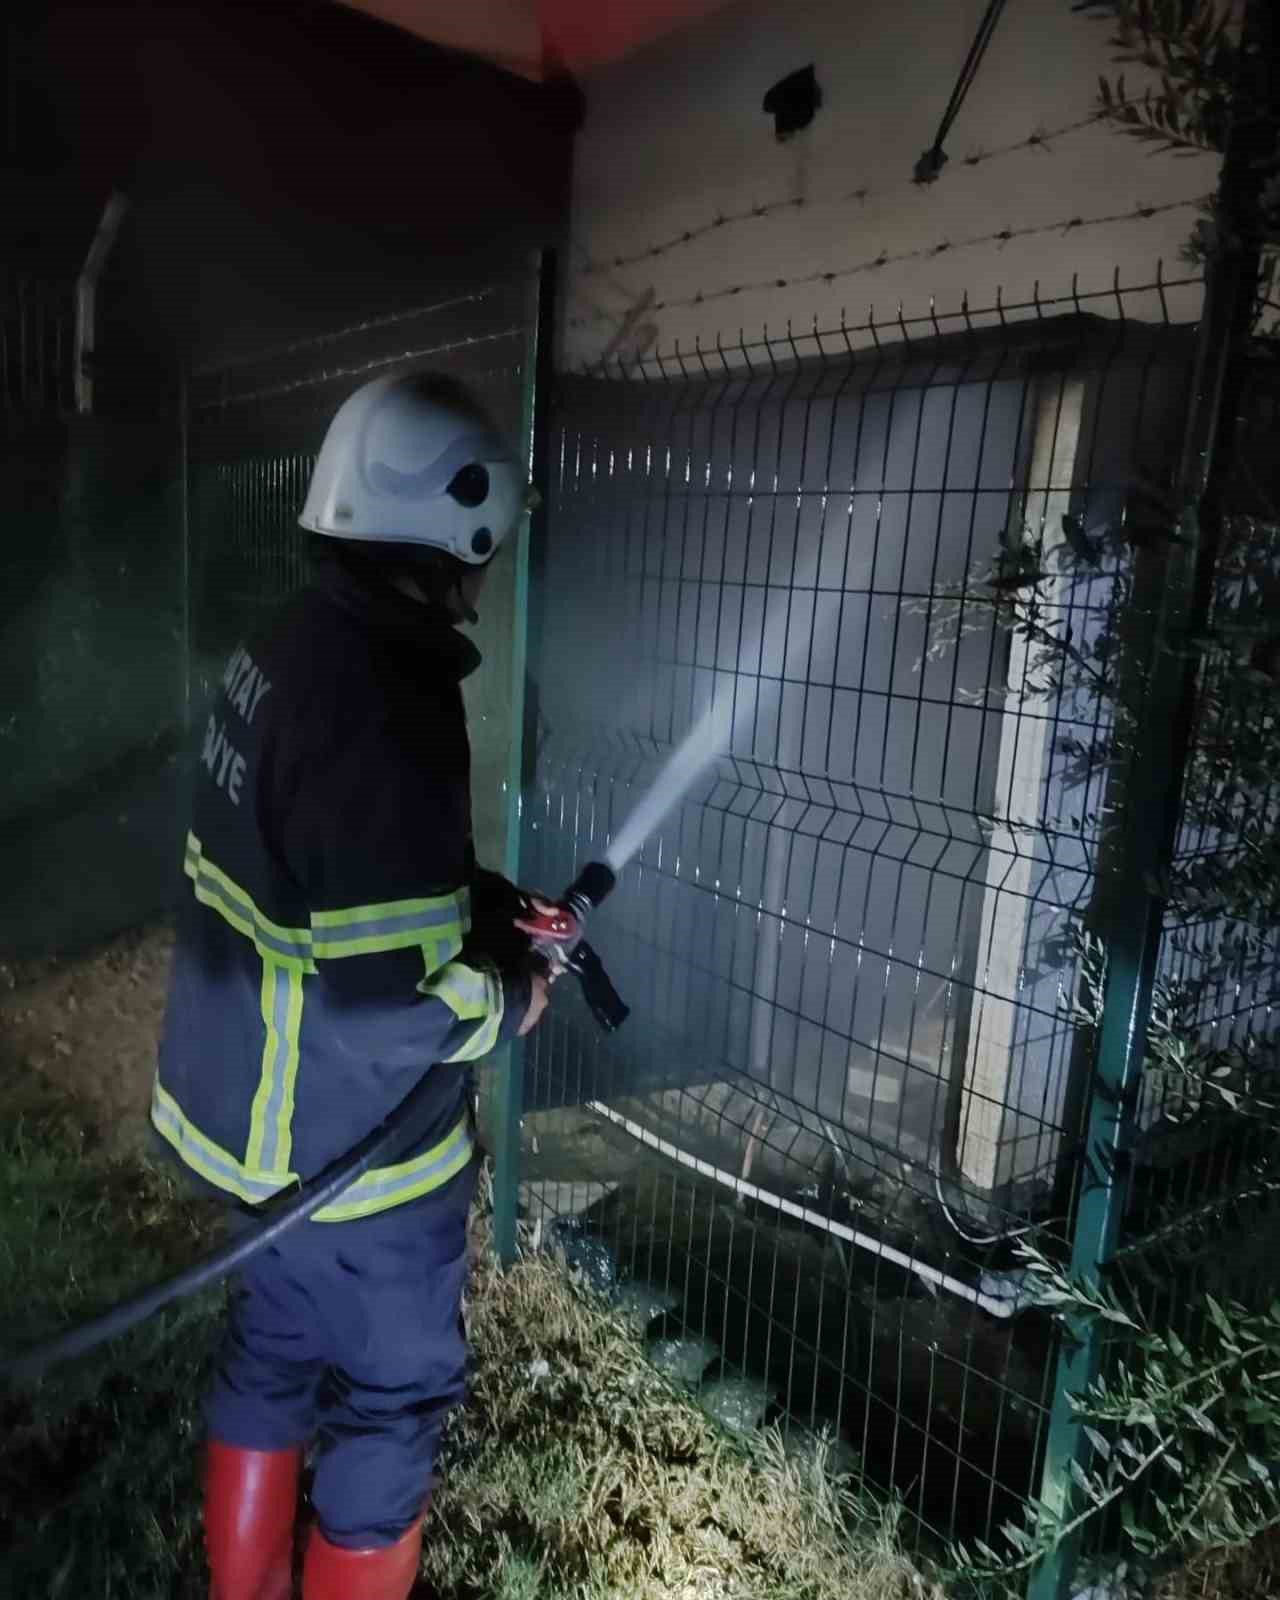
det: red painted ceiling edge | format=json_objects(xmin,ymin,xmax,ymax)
[
  {"xmin": 539, "ymin": 0, "xmax": 736, "ymax": 73},
  {"xmin": 335, "ymin": 0, "xmax": 738, "ymax": 80}
]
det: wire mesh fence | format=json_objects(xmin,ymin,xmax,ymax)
[
  {"xmin": 1067, "ymin": 344, "xmax": 1280, "ymax": 1582},
  {"xmin": 0, "ymin": 269, "xmax": 183, "ymax": 961},
  {"xmin": 134, "ymin": 253, "xmax": 1277, "ymax": 1589},
  {"xmin": 0, "ymin": 272, "xmax": 73, "ymax": 416},
  {"xmin": 509, "ymin": 272, "xmax": 1247, "ymax": 1572},
  {"xmin": 1119, "ymin": 352, "xmax": 1280, "ymax": 1270}
]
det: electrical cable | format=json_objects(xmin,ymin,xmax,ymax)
[
  {"xmin": 577, "ymin": 110, "xmax": 1107, "ymax": 279},
  {"xmin": 933, "ymin": 1172, "xmax": 1038, "ymax": 1248},
  {"xmin": 914, "ymin": 0, "xmax": 1010, "ymax": 183}
]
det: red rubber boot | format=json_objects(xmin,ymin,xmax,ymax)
[
  {"xmin": 301, "ymin": 1518, "xmax": 423, "ymax": 1600},
  {"xmin": 204, "ymin": 1441, "xmax": 302, "ymax": 1600}
]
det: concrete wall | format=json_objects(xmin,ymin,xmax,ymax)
[{"xmin": 565, "ymin": 0, "xmax": 1215, "ymax": 365}]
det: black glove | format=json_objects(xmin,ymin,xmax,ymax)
[{"xmin": 464, "ymin": 869, "xmax": 544, "ymax": 980}]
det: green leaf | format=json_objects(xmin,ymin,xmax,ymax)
[
  {"xmin": 1069, "ymin": 1457, "xmax": 1103, "ymax": 1503},
  {"xmin": 1166, "ymin": 1330, "xmax": 1192, "ymax": 1367},
  {"xmin": 999, "ymin": 1519, "xmax": 1034, "ymax": 1553},
  {"xmin": 1205, "ymin": 1295, "xmax": 1235, "ymax": 1339},
  {"xmin": 1181, "ymin": 1405, "xmax": 1222, "ymax": 1439}
]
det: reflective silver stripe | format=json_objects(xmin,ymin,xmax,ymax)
[
  {"xmin": 193, "ymin": 869, "xmax": 313, "ymax": 963},
  {"xmin": 153, "ymin": 1079, "xmax": 472, "ymax": 1221},
  {"xmin": 340, "ymin": 1137, "xmax": 468, "ymax": 1205},
  {"xmin": 258, "ymin": 966, "xmax": 296, "ymax": 1171},
  {"xmin": 150, "ymin": 1085, "xmax": 286, "ymax": 1203},
  {"xmin": 322, "ymin": 904, "xmax": 463, "ymax": 943},
  {"xmin": 310, "ymin": 890, "xmax": 471, "ymax": 959},
  {"xmin": 185, "ymin": 835, "xmax": 313, "ymax": 964},
  {"xmin": 446, "ymin": 1006, "xmax": 503, "ymax": 1063},
  {"xmin": 188, "ymin": 832, "xmax": 471, "ymax": 965},
  {"xmin": 313, "ymin": 1118, "xmax": 474, "ymax": 1219},
  {"xmin": 431, "ymin": 963, "xmax": 494, "ymax": 1017}
]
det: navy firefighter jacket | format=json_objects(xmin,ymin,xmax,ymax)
[{"xmin": 152, "ymin": 549, "xmax": 530, "ymax": 1222}]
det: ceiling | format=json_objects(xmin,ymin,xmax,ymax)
[{"xmin": 337, "ymin": 0, "xmax": 737, "ymax": 81}]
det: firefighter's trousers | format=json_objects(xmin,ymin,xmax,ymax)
[{"xmin": 205, "ymin": 1155, "xmax": 477, "ymax": 1547}]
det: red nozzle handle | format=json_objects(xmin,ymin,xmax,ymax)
[
  {"xmin": 513, "ymin": 900, "xmax": 583, "ymax": 947},
  {"xmin": 512, "ymin": 865, "xmax": 613, "ymax": 951}
]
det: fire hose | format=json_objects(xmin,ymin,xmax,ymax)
[{"xmin": 0, "ymin": 864, "xmax": 622, "ymax": 1385}]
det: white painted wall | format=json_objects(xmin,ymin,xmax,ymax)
[
  {"xmin": 565, "ymin": 0, "xmax": 1216, "ymax": 365},
  {"xmin": 559, "ymin": 0, "xmax": 1216, "ymax": 1198}
]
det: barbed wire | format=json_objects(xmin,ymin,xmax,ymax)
[
  {"xmin": 190, "ymin": 288, "xmax": 506, "ymax": 379},
  {"xmin": 568, "ymin": 194, "xmax": 1211, "ymax": 329},
  {"xmin": 194, "ymin": 327, "xmax": 524, "ymax": 411},
  {"xmin": 576, "ymin": 111, "xmax": 1115, "ymax": 280}
]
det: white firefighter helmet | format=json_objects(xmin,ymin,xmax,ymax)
[{"xmin": 298, "ymin": 374, "xmax": 524, "ymax": 564}]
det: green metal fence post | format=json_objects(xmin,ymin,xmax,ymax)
[
  {"xmin": 1027, "ymin": 7, "xmax": 1273, "ymax": 1595},
  {"xmin": 180, "ymin": 365, "xmax": 191, "ymax": 740},
  {"xmin": 491, "ymin": 249, "xmax": 557, "ymax": 1268}
]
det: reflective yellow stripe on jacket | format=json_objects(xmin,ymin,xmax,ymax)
[
  {"xmin": 162, "ymin": 835, "xmax": 482, "ymax": 1219},
  {"xmin": 184, "ymin": 834, "xmax": 315, "ymax": 971},
  {"xmin": 311, "ymin": 890, "xmax": 470, "ymax": 963},
  {"xmin": 246, "ymin": 958, "xmax": 304, "ymax": 1175},
  {"xmin": 425, "ymin": 960, "xmax": 506, "ymax": 1062},
  {"xmin": 151, "ymin": 1079, "xmax": 474, "ymax": 1222},
  {"xmin": 184, "ymin": 832, "xmax": 471, "ymax": 968}
]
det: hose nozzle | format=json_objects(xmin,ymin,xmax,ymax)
[
  {"xmin": 562, "ymin": 861, "xmax": 616, "ymax": 919},
  {"xmin": 514, "ymin": 861, "xmax": 616, "ymax": 949}
]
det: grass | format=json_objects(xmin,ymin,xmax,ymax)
[
  {"xmin": 3, "ymin": 1059, "xmax": 1272, "ymax": 1599},
  {"xmin": 432, "ymin": 1172, "xmax": 927, "ymax": 1600},
  {"xmin": 0, "ymin": 1066, "xmax": 222, "ymax": 1597},
  {"xmin": 0, "ymin": 1064, "xmax": 927, "ymax": 1599}
]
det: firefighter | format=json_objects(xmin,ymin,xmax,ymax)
[{"xmin": 152, "ymin": 373, "xmax": 549, "ymax": 1600}]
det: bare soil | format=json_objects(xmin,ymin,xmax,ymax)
[{"xmin": 0, "ymin": 924, "xmax": 172, "ymax": 1155}]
